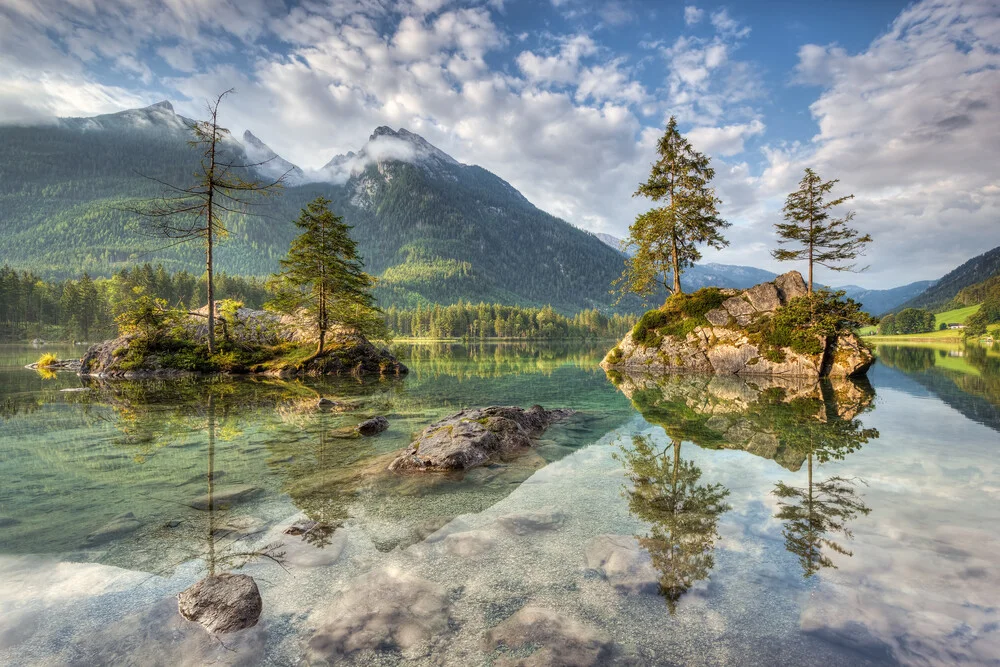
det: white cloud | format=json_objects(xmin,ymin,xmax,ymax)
[
  {"xmin": 684, "ymin": 6, "xmax": 704, "ymax": 25},
  {"xmin": 753, "ymin": 0, "xmax": 1000, "ymax": 285},
  {"xmin": 687, "ymin": 119, "xmax": 765, "ymax": 156}
]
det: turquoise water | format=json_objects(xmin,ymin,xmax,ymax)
[{"xmin": 0, "ymin": 341, "xmax": 997, "ymax": 665}]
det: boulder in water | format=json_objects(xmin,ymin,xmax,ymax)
[
  {"xmin": 177, "ymin": 573, "xmax": 262, "ymax": 634},
  {"xmin": 388, "ymin": 405, "xmax": 574, "ymax": 472},
  {"xmin": 357, "ymin": 416, "xmax": 389, "ymax": 436}
]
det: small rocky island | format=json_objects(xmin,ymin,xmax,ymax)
[
  {"xmin": 602, "ymin": 271, "xmax": 873, "ymax": 378},
  {"xmin": 77, "ymin": 306, "xmax": 405, "ymax": 378}
]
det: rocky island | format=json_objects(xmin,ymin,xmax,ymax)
[
  {"xmin": 77, "ymin": 306, "xmax": 405, "ymax": 378},
  {"xmin": 602, "ymin": 271, "xmax": 873, "ymax": 378}
]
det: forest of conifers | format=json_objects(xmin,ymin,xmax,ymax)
[{"xmin": 0, "ymin": 264, "xmax": 634, "ymax": 342}]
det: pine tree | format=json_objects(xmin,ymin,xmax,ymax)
[
  {"xmin": 268, "ymin": 197, "xmax": 383, "ymax": 356},
  {"xmin": 616, "ymin": 117, "xmax": 729, "ymax": 302},
  {"xmin": 772, "ymin": 168, "xmax": 871, "ymax": 293}
]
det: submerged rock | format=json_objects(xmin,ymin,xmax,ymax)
[
  {"xmin": 357, "ymin": 416, "xmax": 389, "ymax": 436},
  {"xmin": 85, "ymin": 512, "xmax": 142, "ymax": 545},
  {"xmin": 485, "ymin": 606, "xmax": 613, "ymax": 667},
  {"xmin": 189, "ymin": 485, "xmax": 263, "ymax": 511},
  {"xmin": 387, "ymin": 405, "xmax": 575, "ymax": 472},
  {"xmin": 602, "ymin": 271, "xmax": 874, "ymax": 378},
  {"xmin": 498, "ymin": 509, "xmax": 566, "ymax": 535},
  {"xmin": 0, "ymin": 516, "xmax": 21, "ymax": 528},
  {"xmin": 307, "ymin": 567, "xmax": 451, "ymax": 662},
  {"xmin": 317, "ymin": 397, "xmax": 337, "ymax": 408},
  {"xmin": 177, "ymin": 573, "xmax": 262, "ymax": 634}
]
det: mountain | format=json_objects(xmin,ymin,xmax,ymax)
[
  {"xmin": 242, "ymin": 130, "xmax": 305, "ymax": 184},
  {"xmin": 896, "ymin": 245, "xmax": 1000, "ymax": 312},
  {"xmin": 0, "ymin": 104, "xmax": 634, "ymax": 313},
  {"xmin": 838, "ymin": 281, "xmax": 936, "ymax": 316},
  {"xmin": 594, "ymin": 232, "xmax": 778, "ymax": 290}
]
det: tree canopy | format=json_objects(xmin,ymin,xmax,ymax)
[
  {"xmin": 616, "ymin": 117, "xmax": 729, "ymax": 302},
  {"xmin": 772, "ymin": 168, "xmax": 871, "ymax": 293}
]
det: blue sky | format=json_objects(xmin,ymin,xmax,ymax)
[{"xmin": 1, "ymin": 0, "xmax": 997, "ymax": 288}]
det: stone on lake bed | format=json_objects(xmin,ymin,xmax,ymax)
[
  {"xmin": 443, "ymin": 529, "xmax": 498, "ymax": 557},
  {"xmin": 307, "ymin": 567, "xmax": 451, "ymax": 662},
  {"xmin": 177, "ymin": 573, "xmax": 262, "ymax": 634},
  {"xmin": 357, "ymin": 416, "xmax": 389, "ymax": 436},
  {"xmin": 388, "ymin": 405, "xmax": 575, "ymax": 472},
  {"xmin": 498, "ymin": 509, "xmax": 566, "ymax": 535},
  {"xmin": 0, "ymin": 516, "xmax": 21, "ymax": 528},
  {"xmin": 85, "ymin": 512, "xmax": 142, "ymax": 545},
  {"xmin": 485, "ymin": 606, "xmax": 613, "ymax": 667},
  {"xmin": 189, "ymin": 485, "xmax": 263, "ymax": 510}
]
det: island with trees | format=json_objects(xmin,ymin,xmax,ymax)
[{"xmin": 604, "ymin": 118, "xmax": 875, "ymax": 379}]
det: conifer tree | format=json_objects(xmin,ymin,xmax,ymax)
[
  {"xmin": 772, "ymin": 168, "xmax": 871, "ymax": 293},
  {"xmin": 268, "ymin": 197, "xmax": 383, "ymax": 356},
  {"xmin": 616, "ymin": 117, "xmax": 729, "ymax": 302}
]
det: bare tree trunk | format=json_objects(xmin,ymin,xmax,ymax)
[{"xmin": 206, "ymin": 393, "xmax": 216, "ymax": 577}]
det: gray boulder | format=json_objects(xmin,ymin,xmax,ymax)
[
  {"xmin": 498, "ymin": 509, "xmax": 566, "ymax": 535},
  {"xmin": 177, "ymin": 573, "xmax": 262, "ymax": 634},
  {"xmin": 357, "ymin": 416, "xmax": 389, "ymax": 436},
  {"xmin": 388, "ymin": 405, "xmax": 574, "ymax": 472}
]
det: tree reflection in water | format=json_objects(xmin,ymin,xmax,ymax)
[
  {"xmin": 616, "ymin": 434, "xmax": 730, "ymax": 612},
  {"xmin": 763, "ymin": 383, "xmax": 878, "ymax": 578}
]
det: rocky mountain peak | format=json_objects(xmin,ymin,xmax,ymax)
[{"xmin": 146, "ymin": 100, "xmax": 174, "ymax": 113}]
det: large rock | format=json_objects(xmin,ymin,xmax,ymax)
[
  {"xmin": 357, "ymin": 416, "xmax": 389, "ymax": 436},
  {"xmin": 387, "ymin": 405, "xmax": 574, "ymax": 472},
  {"xmin": 485, "ymin": 606, "xmax": 614, "ymax": 667},
  {"xmin": 307, "ymin": 568, "xmax": 451, "ymax": 662},
  {"xmin": 177, "ymin": 573, "xmax": 262, "ymax": 634},
  {"xmin": 602, "ymin": 271, "xmax": 874, "ymax": 378}
]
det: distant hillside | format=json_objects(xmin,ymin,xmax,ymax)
[
  {"xmin": 897, "ymin": 245, "xmax": 1000, "ymax": 312},
  {"xmin": 594, "ymin": 233, "xmax": 777, "ymax": 290},
  {"xmin": 839, "ymin": 281, "xmax": 935, "ymax": 316},
  {"xmin": 0, "ymin": 102, "xmax": 636, "ymax": 314},
  {"xmin": 595, "ymin": 233, "xmax": 926, "ymax": 314}
]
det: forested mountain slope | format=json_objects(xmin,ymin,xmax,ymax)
[
  {"xmin": 896, "ymin": 245, "xmax": 1000, "ymax": 312},
  {"xmin": 0, "ymin": 102, "xmax": 632, "ymax": 312}
]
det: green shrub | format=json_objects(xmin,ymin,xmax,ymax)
[{"xmin": 630, "ymin": 288, "xmax": 726, "ymax": 348}]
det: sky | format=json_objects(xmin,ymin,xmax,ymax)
[{"xmin": 1, "ymin": 0, "xmax": 998, "ymax": 289}]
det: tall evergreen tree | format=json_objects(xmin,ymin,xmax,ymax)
[
  {"xmin": 772, "ymin": 168, "xmax": 871, "ymax": 293},
  {"xmin": 268, "ymin": 197, "xmax": 383, "ymax": 356},
  {"xmin": 616, "ymin": 117, "xmax": 729, "ymax": 302},
  {"xmin": 129, "ymin": 89, "xmax": 285, "ymax": 353}
]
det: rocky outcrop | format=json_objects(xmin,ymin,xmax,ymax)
[
  {"xmin": 177, "ymin": 573, "xmax": 262, "ymax": 634},
  {"xmin": 602, "ymin": 271, "xmax": 873, "ymax": 378},
  {"xmin": 387, "ymin": 405, "xmax": 574, "ymax": 472}
]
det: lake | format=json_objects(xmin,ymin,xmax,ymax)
[{"xmin": 0, "ymin": 341, "xmax": 998, "ymax": 666}]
